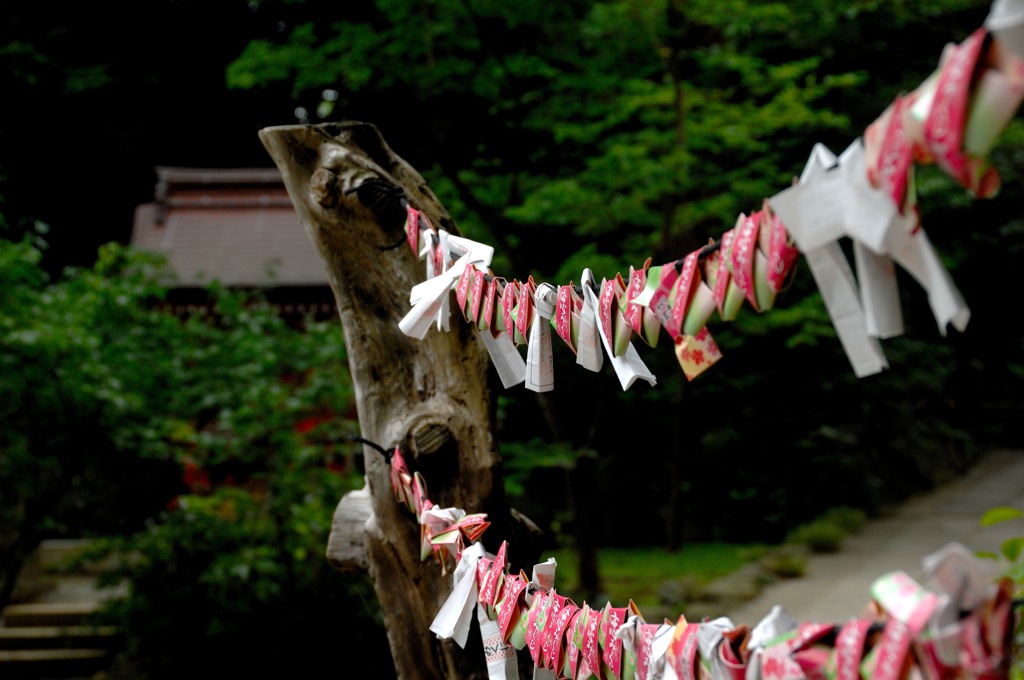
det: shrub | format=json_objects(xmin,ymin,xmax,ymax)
[
  {"xmin": 784, "ymin": 517, "xmax": 849, "ymax": 554},
  {"xmin": 821, "ymin": 506, "xmax": 868, "ymax": 534},
  {"xmin": 760, "ymin": 545, "xmax": 809, "ymax": 578}
]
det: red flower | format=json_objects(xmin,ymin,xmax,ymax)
[{"xmin": 182, "ymin": 460, "xmax": 211, "ymax": 493}]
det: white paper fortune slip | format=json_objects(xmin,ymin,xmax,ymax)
[
  {"xmin": 988, "ymin": 0, "xmax": 1024, "ymax": 60},
  {"xmin": 526, "ymin": 557, "xmax": 558, "ymax": 680},
  {"xmin": 648, "ymin": 622, "xmax": 677, "ymax": 680},
  {"xmin": 580, "ymin": 268, "xmax": 657, "ymax": 391},
  {"xmin": 769, "ymin": 143, "xmax": 888, "ymax": 377},
  {"xmin": 480, "ymin": 329, "xmax": 527, "ymax": 388},
  {"xmin": 526, "ymin": 283, "xmax": 557, "ymax": 393},
  {"xmin": 429, "ymin": 542, "xmax": 519, "ymax": 680},
  {"xmin": 478, "ymin": 599, "xmax": 519, "ymax": 680},
  {"xmin": 575, "ymin": 273, "xmax": 604, "ymax": 373},
  {"xmin": 400, "ymin": 230, "xmax": 495, "ymax": 340},
  {"xmin": 837, "ymin": 140, "xmax": 970, "ymax": 338},
  {"xmin": 696, "ymin": 616, "xmax": 738, "ymax": 680}
]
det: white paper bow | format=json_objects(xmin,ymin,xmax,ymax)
[
  {"xmin": 400, "ymin": 231, "xmax": 495, "ymax": 339},
  {"xmin": 429, "ymin": 542, "xmax": 486, "ymax": 648}
]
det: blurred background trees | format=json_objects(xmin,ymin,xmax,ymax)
[
  {"xmin": 3, "ymin": 0, "xmax": 1023, "ymax": 676},
  {"xmin": 0, "ymin": 233, "xmax": 389, "ymax": 675}
]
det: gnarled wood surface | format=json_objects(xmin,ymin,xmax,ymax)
[{"xmin": 260, "ymin": 121, "xmax": 539, "ymax": 679}]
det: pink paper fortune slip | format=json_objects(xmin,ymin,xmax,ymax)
[
  {"xmin": 525, "ymin": 589, "xmax": 553, "ymax": 666},
  {"xmin": 456, "ymin": 264, "xmax": 486, "ymax": 324},
  {"xmin": 669, "ymin": 252, "xmax": 700, "ymax": 339},
  {"xmin": 599, "ymin": 275, "xmax": 635, "ymax": 357},
  {"xmin": 496, "ymin": 571, "xmax": 529, "ymax": 643},
  {"xmin": 868, "ymin": 95, "xmax": 915, "ymax": 213},
  {"xmin": 554, "ymin": 283, "xmax": 583, "ymax": 353},
  {"xmin": 501, "ymin": 279, "xmax": 519, "ymax": 339},
  {"xmin": 429, "ymin": 512, "xmax": 490, "ymax": 567},
  {"xmin": 923, "ymin": 28, "xmax": 994, "ymax": 195},
  {"xmin": 862, "ymin": 571, "xmax": 940, "ymax": 680},
  {"xmin": 729, "ymin": 211, "xmax": 761, "ymax": 311},
  {"xmin": 514, "ymin": 277, "xmax": 537, "ymax": 346},
  {"xmin": 599, "ymin": 602, "xmax": 638, "ymax": 680},
  {"xmin": 455, "ymin": 264, "xmax": 473, "ymax": 320},
  {"xmin": 765, "ymin": 206, "xmax": 799, "ymax": 294},
  {"xmin": 405, "ymin": 205, "xmax": 420, "ymax": 254},
  {"xmin": 432, "ymin": 239, "xmax": 445, "ymax": 279},
  {"xmin": 479, "ymin": 275, "xmax": 497, "ymax": 332},
  {"xmin": 477, "ymin": 541, "xmax": 508, "ymax": 613},
  {"xmin": 388, "ymin": 447, "xmax": 416, "ymax": 513},
  {"xmin": 634, "ymin": 622, "xmax": 663, "ymax": 680},
  {"xmin": 542, "ymin": 594, "xmax": 572, "ymax": 670},
  {"xmin": 668, "ymin": 620, "xmax": 701, "ymax": 680},
  {"xmin": 598, "ymin": 278, "xmax": 617, "ymax": 352},
  {"xmin": 581, "ymin": 602, "xmax": 604, "ymax": 679},
  {"xmin": 830, "ymin": 619, "xmax": 872, "ymax": 680},
  {"xmin": 674, "ymin": 327, "xmax": 723, "ymax": 381},
  {"xmin": 710, "ymin": 229, "xmax": 735, "ymax": 317},
  {"xmin": 547, "ymin": 596, "xmax": 578, "ymax": 673},
  {"xmin": 758, "ymin": 622, "xmax": 835, "ymax": 680},
  {"xmin": 645, "ymin": 260, "xmax": 681, "ymax": 334},
  {"xmin": 563, "ymin": 606, "xmax": 586, "ymax": 679},
  {"xmin": 624, "ymin": 258, "xmax": 660, "ymax": 346},
  {"xmin": 624, "ymin": 261, "xmax": 647, "ymax": 334}
]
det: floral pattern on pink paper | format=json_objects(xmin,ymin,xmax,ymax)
[{"xmin": 675, "ymin": 329, "xmax": 723, "ymax": 381}]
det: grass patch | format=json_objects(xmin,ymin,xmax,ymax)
[{"xmin": 546, "ymin": 543, "xmax": 760, "ymax": 610}]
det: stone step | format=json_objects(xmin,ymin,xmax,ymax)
[
  {"xmin": 0, "ymin": 625, "xmax": 120, "ymax": 650},
  {"xmin": 0, "ymin": 648, "xmax": 111, "ymax": 679},
  {"xmin": 36, "ymin": 539, "xmax": 119, "ymax": 575},
  {"xmin": 31, "ymin": 574, "xmax": 127, "ymax": 605},
  {"xmin": 1, "ymin": 602, "xmax": 100, "ymax": 628}
]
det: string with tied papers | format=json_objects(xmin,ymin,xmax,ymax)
[
  {"xmin": 350, "ymin": 2, "xmax": 1024, "ymax": 678},
  {"xmin": 393, "ymin": 0, "xmax": 1024, "ymax": 388},
  {"xmin": 367, "ymin": 438, "xmax": 1018, "ymax": 680}
]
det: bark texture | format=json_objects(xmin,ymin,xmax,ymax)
[{"xmin": 260, "ymin": 122, "xmax": 538, "ymax": 679}]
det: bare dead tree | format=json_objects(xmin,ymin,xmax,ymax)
[{"xmin": 260, "ymin": 121, "xmax": 541, "ymax": 679}]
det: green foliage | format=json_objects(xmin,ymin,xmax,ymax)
[
  {"xmin": 784, "ymin": 514, "xmax": 852, "ymax": 554},
  {"xmin": 820, "ymin": 506, "xmax": 868, "ymax": 534},
  {"xmin": 500, "ymin": 437, "xmax": 597, "ymax": 499},
  {"xmin": 0, "ymin": 233, "xmax": 389, "ymax": 676},
  {"xmin": 978, "ymin": 506, "xmax": 1024, "ymax": 584},
  {"xmin": 976, "ymin": 506, "xmax": 1024, "ymax": 676}
]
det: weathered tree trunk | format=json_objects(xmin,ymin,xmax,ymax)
[{"xmin": 260, "ymin": 122, "xmax": 539, "ymax": 679}]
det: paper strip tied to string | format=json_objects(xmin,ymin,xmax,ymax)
[
  {"xmin": 585, "ymin": 268, "xmax": 658, "ymax": 391},
  {"xmin": 420, "ymin": 505, "xmax": 490, "ymax": 573},
  {"xmin": 526, "ymin": 283, "xmax": 557, "ymax": 393}
]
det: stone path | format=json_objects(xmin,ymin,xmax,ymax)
[{"xmin": 721, "ymin": 448, "xmax": 1024, "ymax": 627}]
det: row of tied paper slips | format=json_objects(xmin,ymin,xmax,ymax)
[
  {"xmin": 386, "ymin": 7, "xmax": 1024, "ymax": 676},
  {"xmin": 381, "ymin": 442, "xmax": 1018, "ymax": 680},
  {"xmin": 396, "ymin": 0, "xmax": 1024, "ymax": 390}
]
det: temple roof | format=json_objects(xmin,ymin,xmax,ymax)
[{"xmin": 130, "ymin": 166, "xmax": 328, "ymax": 288}]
